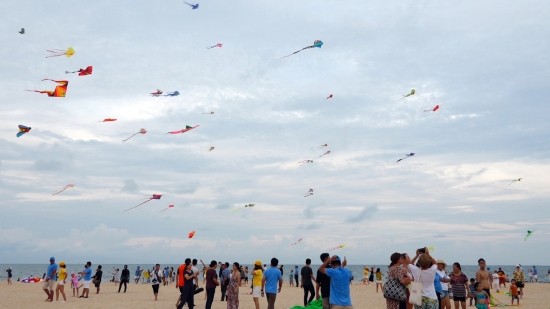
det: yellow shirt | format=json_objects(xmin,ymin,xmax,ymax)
[
  {"xmin": 252, "ymin": 269, "xmax": 263, "ymax": 287},
  {"xmin": 58, "ymin": 268, "xmax": 67, "ymax": 281},
  {"xmin": 363, "ymin": 269, "xmax": 369, "ymax": 277}
]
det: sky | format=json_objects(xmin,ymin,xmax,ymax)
[{"xmin": 0, "ymin": 0, "xmax": 549, "ymax": 265}]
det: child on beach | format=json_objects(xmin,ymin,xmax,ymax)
[
  {"xmin": 474, "ymin": 282, "xmax": 490, "ymax": 309},
  {"xmin": 468, "ymin": 278, "xmax": 476, "ymax": 306},
  {"xmin": 71, "ymin": 273, "xmax": 80, "ymax": 297},
  {"xmin": 375, "ymin": 268, "xmax": 383, "ymax": 293},
  {"xmin": 510, "ymin": 279, "xmax": 520, "ymax": 306}
]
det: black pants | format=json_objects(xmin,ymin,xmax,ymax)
[
  {"xmin": 437, "ymin": 291, "xmax": 441, "ymax": 309},
  {"xmin": 177, "ymin": 287, "xmax": 194, "ymax": 309},
  {"xmin": 294, "ymin": 274, "xmax": 299, "ymax": 286},
  {"xmin": 303, "ymin": 284, "xmax": 315, "ymax": 306},
  {"xmin": 206, "ymin": 287, "xmax": 216, "ymax": 309},
  {"xmin": 118, "ymin": 280, "xmax": 127, "ymax": 292},
  {"xmin": 152, "ymin": 284, "xmax": 159, "ymax": 294},
  {"xmin": 220, "ymin": 283, "xmax": 228, "ymax": 301}
]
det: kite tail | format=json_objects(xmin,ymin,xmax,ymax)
[
  {"xmin": 123, "ymin": 199, "xmax": 151, "ymax": 211},
  {"xmin": 122, "ymin": 133, "xmax": 139, "ymax": 142},
  {"xmin": 52, "ymin": 188, "xmax": 67, "ymax": 195}
]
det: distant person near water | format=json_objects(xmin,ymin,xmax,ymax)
[
  {"xmin": 5, "ymin": 267, "xmax": 13, "ymax": 285},
  {"xmin": 93, "ymin": 265, "xmax": 103, "ymax": 294},
  {"xmin": 262, "ymin": 257, "xmax": 283, "ymax": 309},
  {"xmin": 118, "ymin": 265, "xmax": 130, "ymax": 293},
  {"xmin": 43, "ymin": 257, "xmax": 58, "ymax": 302}
]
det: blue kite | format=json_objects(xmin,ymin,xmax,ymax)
[{"xmin": 281, "ymin": 40, "xmax": 323, "ymax": 59}]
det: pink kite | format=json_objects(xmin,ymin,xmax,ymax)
[
  {"xmin": 160, "ymin": 204, "xmax": 174, "ymax": 212},
  {"xmin": 150, "ymin": 89, "xmax": 163, "ymax": 97},
  {"xmin": 52, "ymin": 184, "xmax": 75, "ymax": 195},
  {"xmin": 167, "ymin": 125, "xmax": 199, "ymax": 134},
  {"xmin": 65, "ymin": 66, "xmax": 93, "ymax": 76},
  {"xmin": 207, "ymin": 43, "xmax": 223, "ymax": 49},
  {"xmin": 424, "ymin": 105, "xmax": 440, "ymax": 112},
  {"xmin": 124, "ymin": 194, "xmax": 162, "ymax": 211},
  {"xmin": 122, "ymin": 128, "xmax": 147, "ymax": 142},
  {"xmin": 99, "ymin": 118, "xmax": 117, "ymax": 122},
  {"xmin": 188, "ymin": 231, "xmax": 196, "ymax": 239}
]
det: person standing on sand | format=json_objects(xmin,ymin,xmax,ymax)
[
  {"xmin": 436, "ymin": 260, "xmax": 452, "ymax": 309},
  {"xmin": 408, "ymin": 248, "xmax": 438, "ymax": 309},
  {"xmin": 497, "ymin": 268, "xmax": 506, "ymax": 288},
  {"xmin": 220, "ymin": 262, "xmax": 231, "ymax": 301},
  {"xmin": 176, "ymin": 258, "xmax": 199, "ymax": 309},
  {"xmin": 93, "ymin": 265, "xmax": 103, "ymax": 294},
  {"xmin": 251, "ymin": 260, "xmax": 263, "ymax": 309},
  {"xmin": 55, "ymin": 261, "xmax": 68, "ymax": 302},
  {"xmin": 532, "ymin": 266, "xmax": 538, "ymax": 282},
  {"xmin": 205, "ymin": 260, "xmax": 219, "ymax": 309},
  {"xmin": 43, "ymin": 257, "xmax": 58, "ymax": 302},
  {"xmin": 5, "ymin": 267, "xmax": 13, "ymax": 285},
  {"xmin": 135, "ymin": 266, "xmax": 142, "ymax": 284},
  {"xmin": 319, "ymin": 255, "xmax": 353, "ymax": 309},
  {"xmin": 512, "ymin": 265, "xmax": 525, "ymax": 299},
  {"xmin": 151, "ymin": 264, "xmax": 163, "ymax": 301},
  {"xmin": 386, "ymin": 252, "xmax": 411, "ymax": 309},
  {"xmin": 301, "ymin": 258, "xmax": 316, "ymax": 306},
  {"xmin": 227, "ymin": 262, "xmax": 241, "ymax": 309},
  {"xmin": 475, "ymin": 258, "xmax": 491, "ymax": 297},
  {"xmin": 119, "ymin": 265, "xmax": 130, "ymax": 293},
  {"xmin": 449, "ymin": 262, "xmax": 469, "ymax": 309},
  {"xmin": 362, "ymin": 266, "xmax": 370, "ymax": 285},
  {"xmin": 294, "ymin": 265, "xmax": 300, "ymax": 287},
  {"xmin": 262, "ymin": 257, "xmax": 283, "ymax": 309},
  {"xmin": 316, "ymin": 253, "xmax": 331, "ymax": 309},
  {"xmin": 79, "ymin": 261, "xmax": 92, "ymax": 298}
]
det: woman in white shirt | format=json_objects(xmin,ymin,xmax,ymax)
[{"xmin": 409, "ymin": 248, "xmax": 438, "ymax": 309}]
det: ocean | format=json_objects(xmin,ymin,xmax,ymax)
[{"xmin": 2, "ymin": 264, "xmax": 549, "ymax": 283}]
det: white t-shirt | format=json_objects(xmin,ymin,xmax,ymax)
[
  {"xmin": 409, "ymin": 264, "xmax": 437, "ymax": 300},
  {"xmin": 192, "ymin": 266, "xmax": 200, "ymax": 285},
  {"xmin": 436, "ymin": 270, "xmax": 449, "ymax": 291}
]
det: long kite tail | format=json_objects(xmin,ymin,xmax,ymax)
[
  {"xmin": 123, "ymin": 199, "xmax": 151, "ymax": 212},
  {"xmin": 52, "ymin": 188, "xmax": 68, "ymax": 195},
  {"xmin": 122, "ymin": 132, "xmax": 139, "ymax": 142},
  {"xmin": 280, "ymin": 46, "xmax": 312, "ymax": 59}
]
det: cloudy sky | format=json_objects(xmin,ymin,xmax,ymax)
[{"xmin": 1, "ymin": 0, "xmax": 549, "ymax": 265}]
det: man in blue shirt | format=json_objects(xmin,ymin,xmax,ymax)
[
  {"xmin": 262, "ymin": 257, "xmax": 283, "ymax": 309},
  {"xmin": 42, "ymin": 257, "xmax": 58, "ymax": 302},
  {"xmin": 220, "ymin": 262, "xmax": 231, "ymax": 301},
  {"xmin": 319, "ymin": 255, "xmax": 353, "ymax": 308},
  {"xmin": 79, "ymin": 261, "xmax": 93, "ymax": 298}
]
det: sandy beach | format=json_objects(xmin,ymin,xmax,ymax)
[{"xmin": 0, "ymin": 280, "xmax": 548, "ymax": 309}]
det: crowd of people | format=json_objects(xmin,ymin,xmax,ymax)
[
  {"xmin": 383, "ymin": 248, "xmax": 530, "ymax": 309},
  {"xmin": 27, "ymin": 252, "xmax": 539, "ymax": 308}
]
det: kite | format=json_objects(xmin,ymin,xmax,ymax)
[
  {"xmin": 328, "ymin": 244, "xmax": 346, "ymax": 251},
  {"xmin": 396, "ymin": 153, "xmax": 415, "ymax": 163},
  {"xmin": 167, "ymin": 125, "xmax": 199, "ymax": 134},
  {"xmin": 19, "ymin": 28, "xmax": 25, "ymax": 34},
  {"xmin": 280, "ymin": 40, "xmax": 324, "ymax": 59},
  {"xmin": 160, "ymin": 204, "xmax": 175, "ymax": 212},
  {"xmin": 325, "ymin": 94, "xmax": 333, "ymax": 100},
  {"xmin": 207, "ymin": 43, "xmax": 223, "ymax": 49},
  {"xmin": 400, "ymin": 89, "xmax": 416, "ymax": 99},
  {"xmin": 45, "ymin": 47, "xmax": 75, "ymax": 58},
  {"xmin": 304, "ymin": 188, "xmax": 314, "ymax": 197},
  {"xmin": 150, "ymin": 89, "xmax": 163, "ymax": 97},
  {"xmin": 124, "ymin": 194, "xmax": 162, "ymax": 211},
  {"xmin": 291, "ymin": 237, "xmax": 304, "ymax": 245},
  {"xmin": 424, "ymin": 105, "xmax": 440, "ymax": 112},
  {"xmin": 298, "ymin": 160, "xmax": 314, "ymax": 165},
  {"xmin": 318, "ymin": 150, "xmax": 331, "ymax": 158},
  {"xmin": 184, "ymin": 1, "xmax": 199, "ymax": 9},
  {"xmin": 99, "ymin": 118, "xmax": 117, "ymax": 122},
  {"xmin": 244, "ymin": 203, "xmax": 255, "ymax": 208},
  {"xmin": 231, "ymin": 203, "xmax": 255, "ymax": 213},
  {"xmin": 208, "ymin": 146, "xmax": 215, "ymax": 152},
  {"xmin": 52, "ymin": 184, "xmax": 75, "ymax": 196},
  {"xmin": 164, "ymin": 91, "xmax": 180, "ymax": 97},
  {"xmin": 509, "ymin": 178, "xmax": 523, "ymax": 185},
  {"xmin": 188, "ymin": 230, "xmax": 196, "ymax": 239},
  {"xmin": 525, "ymin": 231, "xmax": 535, "ymax": 241},
  {"xmin": 16, "ymin": 125, "xmax": 31, "ymax": 138},
  {"xmin": 122, "ymin": 128, "xmax": 147, "ymax": 142},
  {"xmin": 65, "ymin": 66, "xmax": 93, "ymax": 76},
  {"xmin": 27, "ymin": 79, "xmax": 68, "ymax": 97},
  {"xmin": 319, "ymin": 144, "xmax": 328, "ymax": 148},
  {"xmin": 202, "ymin": 111, "xmax": 214, "ymax": 115}
]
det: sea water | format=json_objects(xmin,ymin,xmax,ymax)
[{"xmin": 1, "ymin": 264, "xmax": 548, "ymax": 283}]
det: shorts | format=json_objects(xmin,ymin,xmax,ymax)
[
  {"xmin": 376, "ymin": 280, "xmax": 382, "ymax": 284},
  {"xmin": 94, "ymin": 280, "xmax": 101, "ymax": 288},
  {"xmin": 82, "ymin": 280, "xmax": 91, "ymax": 289},
  {"xmin": 440, "ymin": 290, "xmax": 449, "ymax": 298},
  {"xmin": 252, "ymin": 286, "xmax": 261, "ymax": 297},
  {"xmin": 512, "ymin": 295, "xmax": 519, "ymax": 300},
  {"xmin": 515, "ymin": 281, "xmax": 524, "ymax": 288},
  {"xmin": 57, "ymin": 281, "xmax": 65, "ymax": 286},
  {"xmin": 43, "ymin": 280, "xmax": 55, "ymax": 290},
  {"xmin": 453, "ymin": 296, "xmax": 466, "ymax": 302}
]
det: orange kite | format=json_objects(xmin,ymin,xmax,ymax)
[{"xmin": 27, "ymin": 79, "xmax": 68, "ymax": 97}]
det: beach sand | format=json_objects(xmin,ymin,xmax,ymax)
[{"xmin": 0, "ymin": 281, "xmax": 548, "ymax": 308}]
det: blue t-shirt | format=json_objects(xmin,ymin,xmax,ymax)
[
  {"xmin": 263, "ymin": 267, "xmax": 282, "ymax": 294},
  {"xmin": 325, "ymin": 267, "xmax": 353, "ymax": 306},
  {"xmin": 47, "ymin": 263, "xmax": 58, "ymax": 280},
  {"xmin": 83, "ymin": 267, "xmax": 92, "ymax": 281},
  {"xmin": 434, "ymin": 272, "xmax": 442, "ymax": 293}
]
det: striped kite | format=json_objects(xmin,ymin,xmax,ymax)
[{"xmin": 17, "ymin": 125, "xmax": 31, "ymax": 138}]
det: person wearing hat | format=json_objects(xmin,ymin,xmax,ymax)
[
  {"xmin": 319, "ymin": 255, "xmax": 353, "ymax": 308},
  {"xmin": 436, "ymin": 259, "xmax": 451, "ymax": 309},
  {"xmin": 43, "ymin": 257, "xmax": 58, "ymax": 302},
  {"xmin": 55, "ymin": 261, "xmax": 68, "ymax": 302},
  {"xmin": 252, "ymin": 260, "xmax": 263, "ymax": 309},
  {"xmin": 204, "ymin": 260, "xmax": 219, "ymax": 309}
]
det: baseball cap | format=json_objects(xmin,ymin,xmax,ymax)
[{"xmin": 50, "ymin": 257, "xmax": 55, "ymax": 261}]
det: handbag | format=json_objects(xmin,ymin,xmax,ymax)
[
  {"xmin": 383, "ymin": 277, "xmax": 407, "ymax": 301},
  {"xmin": 408, "ymin": 270, "xmax": 422, "ymax": 306}
]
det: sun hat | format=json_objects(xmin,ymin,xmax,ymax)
[
  {"xmin": 436, "ymin": 259, "xmax": 446, "ymax": 266},
  {"xmin": 255, "ymin": 260, "xmax": 262, "ymax": 266}
]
